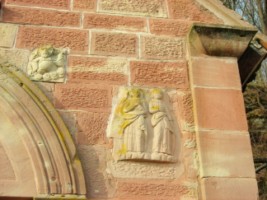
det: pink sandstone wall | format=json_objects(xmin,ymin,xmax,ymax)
[{"xmin": 0, "ymin": 0, "xmax": 258, "ymax": 199}]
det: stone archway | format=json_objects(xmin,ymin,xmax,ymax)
[{"xmin": 0, "ymin": 63, "xmax": 86, "ymax": 199}]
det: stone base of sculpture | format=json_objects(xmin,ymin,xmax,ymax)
[{"xmin": 116, "ymin": 151, "xmax": 177, "ymax": 162}]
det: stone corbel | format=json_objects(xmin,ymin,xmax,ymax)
[
  {"xmin": 189, "ymin": 23, "xmax": 265, "ymax": 89},
  {"xmin": 188, "ymin": 23, "xmax": 257, "ymax": 57}
]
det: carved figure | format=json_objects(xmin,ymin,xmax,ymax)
[
  {"xmin": 27, "ymin": 45, "xmax": 66, "ymax": 82},
  {"xmin": 116, "ymin": 88, "xmax": 147, "ymax": 152},
  {"xmin": 149, "ymin": 89, "xmax": 174, "ymax": 155},
  {"xmin": 109, "ymin": 87, "xmax": 178, "ymax": 162}
]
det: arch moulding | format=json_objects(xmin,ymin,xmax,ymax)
[{"xmin": 0, "ymin": 63, "xmax": 86, "ymax": 199}]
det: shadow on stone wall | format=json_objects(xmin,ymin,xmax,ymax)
[{"xmin": 78, "ymin": 145, "xmax": 115, "ymax": 199}]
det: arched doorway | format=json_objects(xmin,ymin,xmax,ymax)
[{"xmin": 0, "ymin": 63, "xmax": 86, "ymax": 199}]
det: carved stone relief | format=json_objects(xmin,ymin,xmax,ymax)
[
  {"xmin": 108, "ymin": 87, "xmax": 179, "ymax": 162},
  {"xmin": 27, "ymin": 45, "xmax": 66, "ymax": 82}
]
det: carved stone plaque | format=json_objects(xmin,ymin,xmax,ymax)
[
  {"xmin": 27, "ymin": 45, "xmax": 66, "ymax": 82},
  {"xmin": 108, "ymin": 87, "xmax": 179, "ymax": 162}
]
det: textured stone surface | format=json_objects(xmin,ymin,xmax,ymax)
[
  {"xmin": 141, "ymin": 36, "xmax": 184, "ymax": 60},
  {"xmin": 115, "ymin": 181, "xmax": 194, "ymax": 199},
  {"xmin": 6, "ymin": 0, "xmax": 70, "ymax": 9},
  {"xmin": 35, "ymin": 82, "xmax": 55, "ymax": 103},
  {"xmin": 16, "ymin": 26, "xmax": 88, "ymax": 54},
  {"xmin": 201, "ymin": 178, "xmax": 258, "ymax": 200},
  {"xmin": 0, "ymin": 48, "xmax": 30, "ymax": 72},
  {"xmin": 91, "ymin": 32, "xmax": 138, "ymax": 57},
  {"xmin": 68, "ymin": 56, "xmax": 128, "ymax": 74},
  {"xmin": 130, "ymin": 61, "xmax": 188, "ymax": 88},
  {"xmin": 198, "ymin": 131, "xmax": 255, "ymax": 178},
  {"xmin": 182, "ymin": 146, "xmax": 198, "ymax": 180},
  {"xmin": 167, "ymin": 0, "xmax": 222, "ymax": 23},
  {"xmin": 73, "ymin": 0, "xmax": 96, "ymax": 11},
  {"xmin": 0, "ymin": 23, "xmax": 18, "ymax": 48},
  {"xmin": 99, "ymin": 0, "xmax": 167, "ymax": 17},
  {"xmin": 54, "ymin": 83, "xmax": 112, "ymax": 112},
  {"xmin": 57, "ymin": 110, "xmax": 77, "ymax": 137},
  {"xmin": 194, "ymin": 88, "xmax": 248, "ymax": 131},
  {"xmin": 176, "ymin": 91, "xmax": 194, "ymax": 131},
  {"xmin": 107, "ymin": 160, "xmax": 179, "ymax": 179},
  {"xmin": 150, "ymin": 19, "xmax": 191, "ymax": 36},
  {"xmin": 3, "ymin": 6, "xmax": 80, "ymax": 27},
  {"xmin": 76, "ymin": 112, "xmax": 109, "ymax": 145},
  {"xmin": 0, "ymin": 142, "xmax": 15, "ymax": 180},
  {"xmin": 191, "ymin": 57, "xmax": 241, "ymax": 88},
  {"xmin": 84, "ymin": 13, "xmax": 146, "ymax": 32},
  {"xmin": 78, "ymin": 145, "xmax": 115, "ymax": 198},
  {"xmin": 69, "ymin": 70, "xmax": 127, "ymax": 85},
  {"xmin": 68, "ymin": 56, "xmax": 128, "ymax": 84}
]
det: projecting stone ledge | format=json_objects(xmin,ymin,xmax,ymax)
[{"xmin": 188, "ymin": 23, "xmax": 257, "ymax": 57}]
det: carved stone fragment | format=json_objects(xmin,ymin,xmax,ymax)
[
  {"xmin": 149, "ymin": 89, "xmax": 175, "ymax": 158},
  {"xmin": 27, "ymin": 45, "xmax": 66, "ymax": 82},
  {"xmin": 108, "ymin": 87, "xmax": 179, "ymax": 162}
]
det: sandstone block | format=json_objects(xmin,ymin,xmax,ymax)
[
  {"xmin": 84, "ymin": 13, "xmax": 146, "ymax": 32},
  {"xmin": 68, "ymin": 56, "xmax": 128, "ymax": 84},
  {"xmin": 167, "ymin": 0, "xmax": 222, "ymax": 23},
  {"xmin": 68, "ymin": 56, "xmax": 128, "ymax": 74},
  {"xmin": 57, "ymin": 110, "xmax": 77, "ymax": 137},
  {"xmin": 191, "ymin": 57, "xmax": 241, "ymax": 89},
  {"xmin": 182, "ymin": 144, "xmax": 198, "ymax": 180},
  {"xmin": 107, "ymin": 160, "xmax": 179, "ymax": 179},
  {"xmin": 0, "ymin": 48, "xmax": 30, "ymax": 72},
  {"xmin": 0, "ymin": 23, "xmax": 18, "ymax": 48},
  {"xmin": 91, "ymin": 32, "xmax": 138, "ymax": 57},
  {"xmin": 175, "ymin": 91, "xmax": 194, "ymax": 131},
  {"xmin": 194, "ymin": 88, "xmax": 248, "ymax": 131},
  {"xmin": 201, "ymin": 178, "xmax": 258, "ymax": 200},
  {"xmin": 99, "ymin": 0, "xmax": 167, "ymax": 17},
  {"xmin": 73, "ymin": 0, "xmax": 96, "ymax": 11},
  {"xmin": 69, "ymin": 70, "xmax": 127, "ymax": 85},
  {"xmin": 76, "ymin": 111, "xmax": 109, "ymax": 145},
  {"xmin": 35, "ymin": 82, "xmax": 55, "ymax": 103},
  {"xmin": 150, "ymin": 19, "xmax": 191, "ymax": 37},
  {"xmin": 54, "ymin": 83, "xmax": 112, "ymax": 112},
  {"xmin": 130, "ymin": 60, "xmax": 188, "ymax": 88},
  {"xmin": 115, "ymin": 180, "xmax": 193, "ymax": 199},
  {"xmin": 3, "ymin": 6, "xmax": 80, "ymax": 27},
  {"xmin": 0, "ymin": 143, "xmax": 15, "ymax": 180},
  {"xmin": 16, "ymin": 26, "xmax": 88, "ymax": 54},
  {"xmin": 78, "ymin": 146, "xmax": 114, "ymax": 198},
  {"xmin": 69, "ymin": 56, "xmax": 107, "ymax": 68},
  {"xmin": 198, "ymin": 131, "xmax": 255, "ymax": 178},
  {"xmin": 141, "ymin": 36, "xmax": 184, "ymax": 60},
  {"xmin": 6, "ymin": 0, "xmax": 70, "ymax": 9}
]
